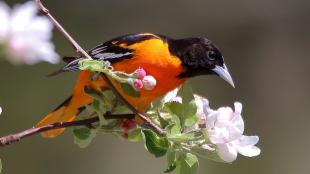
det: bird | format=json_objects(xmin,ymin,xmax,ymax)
[{"xmin": 36, "ymin": 33, "xmax": 234, "ymax": 138}]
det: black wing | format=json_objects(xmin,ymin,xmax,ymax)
[
  {"xmin": 48, "ymin": 39, "xmax": 134, "ymax": 76},
  {"xmin": 87, "ymin": 42, "xmax": 133, "ymax": 62},
  {"xmin": 48, "ymin": 33, "xmax": 162, "ymax": 76}
]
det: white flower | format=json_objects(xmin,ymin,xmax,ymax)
[
  {"xmin": 194, "ymin": 95, "xmax": 210, "ymax": 126},
  {"xmin": 0, "ymin": 1, "xmax": 59, "ymax": 65},
  {"xmin": 142, "ymin": 75, "xmax": 156, "ymax": 90},
  {"xmin": 201, "ymin": 101, "xmax": 260, "ymax": 162},
  {"xmin": 0, "ymin": 106, "xmax": 2, "ymax": 115},
  {"xmin": 162, "ymin": 91, "xmax": 260, "ymax": 163}
]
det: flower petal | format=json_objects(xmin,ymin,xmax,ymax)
[
  {"xmin": 142, "ymin": 75, "xmax": 157, "ymax": 90},
  {"xmin": 231, "ymin": 113, "xmax": 244, "ymax": 134},
  {"xmin": 2, "ymin": 1, "xmax": 59, "ymax": 65},
  {"xmin": 209, "ymin": 127, "xmax": 229, "ymax": 144},
  {"xmin": 202, "ymin": 144, "xmax": 215, "ymax": 151},
  {"xmin": 234, "ymin": 102, "xmax": 242, "ymax": 115},
  {"xmin": 10, "ymin": 1, "xmax": 38, "ymax": 32},
  {"xmin": 217, "ymin": 107, "xmax": 234, "ymax": 121},
  {"xmin": 27, "ymin": 16, "xmax": 53, "ymax": 40},
  {"xmin": 234, "ymin": 135, "xmax": 259, "ymax": 146},
  {"xmin": 205, "ymin": 110, "xmax": 217, "ymax": 129},
  {"xmin": 162, "ymin": 88, "xmax": 179, "ymax": 103},
  {"xmin": 0, "ymin": 1, "xmax": 10, "ymax": 40},
  {"xmin": 232, "ymin": 135, "xmax": 260, "ymax": 157},
  {"xmin": 217, "ymin": 143, "xmax": 238, "ymax": 162},
  {"xmin": 235, "ymin": 145, "xmax": 261, "ymax": 157}
]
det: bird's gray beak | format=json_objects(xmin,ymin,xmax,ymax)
[{"xmin": 212, "ymin": 64, "xmax": 235, "ymax": 88}]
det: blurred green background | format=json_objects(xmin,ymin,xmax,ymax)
[{"xmin": 1, "ymin": 0, "xmax": 310, "ymax": 173}]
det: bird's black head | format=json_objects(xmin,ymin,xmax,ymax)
[{"xmin": 167, "ymin": 37, "xmax": 234, "ymax": 87}]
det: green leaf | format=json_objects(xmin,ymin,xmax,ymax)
[
  {"xmin": 165, "ymin": 123, "xmax": 181, "ymax": 136},
  {"xmin": 120, "ymin": 83, "xmax": 140, "ymax": 98},
  {"xmin": 84, "ymin": 87, "xmax": 114, "ymax": 110},
  {"xmin": 79, "ymin": 59, "xmax": 104, "ymax": 72},
  {"xmin": 179, "ymin": 83, "xmax": 198, "ymax": 127},
  {"xmin": 165, "ymin": 163, "xmax": 176, "ymax": 173},
  {"xmin": 165, "ymin": 149, "xmax": 177, "ymax": 173},
  {"xmin": 92, "ymin": 100, "xmax": 101, "ymax": 111},
  {"xmin": 168, "ymin": 131, "xmax": 198, "ymax": 143},
  {"xmin": 91, "ymin": 100, "xmax": 106, "ymax": 126},
  {"xmin": 73, "ymin": 127, "xmax": 91, "ymax": 140},
  {"xmin": 180, "ymin": 83, "xmax": 194, "ymax": 104},
  {"xmin": 161, "ymin": 87, "xmax": 179, "ymax": 106},
  {"xmin": 184, "ymin": 114, "xmax": 199, "ymax": 127},
  {"xmin": 142, "ymin": 129, "xmax": 169, "ymax": 157},
  {"xmin": 157, "ymin": 110, "xmax": 169, "ymax": 129},
  {"xmin": 176, "ymin": 153, "xmax": 199, "ymax": 174},
  {"xmin": 127, "ymin": 128, "xmax": 142, "ymax": 142},
  {"xmin": 163, "ymin": 84, "xmax": 198, "ymax": 128},
  {"xmin": 159, "ymin": 104, "xmax": 181, "ymax": 128},
  {"xmin": 84, "ymin": 86, "xmax": 104, "ymax": 102},
  {"xmin": 191, "ymin": 146, "xmax": 227, "ymax": 163},
  {"xmin": 184, "ymin": 153, "xmax": 199, "ymax": 167},
  {"xmin": 102, "ymin": 90, "xmax": 117, "ymax": 103},
  {"xmin": 113, "ymin": 104, "xmax": 131, "ymax": 114},
  {"xmin": 73, "ymin": 128, "xmax": 97, "ymax": 148},
  {"xmin": 164, "ymin": 102, "xmax": 183, "ymax": 118}
]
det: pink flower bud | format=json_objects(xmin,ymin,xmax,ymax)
[
  {"xmin": 120, "ymin": 120, "xmax": 138, "ymax": 130},
  {"xmin": 135, "ymin": 68, "xmax": 147, "ymax": 80},
  {"xmin": 142, "ymin": 75, "xmax": 157, "ymax": 90},
  {"xmin": 133, "ymin": 79, "xmax": 144, "ymax": 91},
  {"xmin": 120, "ymin": 120, "xmax": 138, "ymax": 139}
]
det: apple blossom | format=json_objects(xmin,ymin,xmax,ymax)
[
  {"xmin": 133, "ymin": 79, "xmax": 144, "ymax": 91},
  {"xmin": 120, "ymin": 120, "xmax": 138, "ymax": 138},
  {"xmin": 0, "ymin": 1, "xmax": 59, "ymax": 65},
  {"xmin": 201, "ymin": 100, "xmax": 261, "ymax": 162},
  {"xmin": 165, "ymin": 93, "xmax": 260, "ymax": 163},
  {"xmin": 134, "ymin": 67, "xmax": 146, "ymax": 80},
  {"xmin": 142, "ymin": 75, "xmax": 156, "ymax": 90}
]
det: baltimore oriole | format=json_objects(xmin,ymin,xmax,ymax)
[{"xmin": 36, "ymin": 33, "xmax": 234, "ymax": 138}]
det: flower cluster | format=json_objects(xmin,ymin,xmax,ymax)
[
  {"xmin": 165, "ymin": 92, "xmax": 260, "ymax": 163},
  {"xmin": 130, "ymin": 68, "xmax": 156, "ymax": 91},
  {"xmin": 194, "ymin": 95, "xmax": 260, "ymax": 162},
  {"xmin": 0, "ymin": 1, "xmax": 59, "ymax": 65},
  {"xmin": 78, "ymin": 59, "xmax": 157, "ymax": 93}
]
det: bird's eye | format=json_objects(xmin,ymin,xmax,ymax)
[{"xmin": 208, "ymin": 51, "xmax": 216, "ymax": 60}]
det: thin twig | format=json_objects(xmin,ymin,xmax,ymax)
[
  {"xmin": 36, "ymin": 0, "xmax": 164, "ymax": 136},
  {"xmin": 0, "ymin": 113, "xmax": 135, "ymax": 147},
  {"xmin": 36, "ymin": 0, "xmax": 90, "ymax": 58}
]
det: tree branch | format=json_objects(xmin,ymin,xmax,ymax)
[
  {"xmin": 35, "ymin": 0, "xmax": 164, "ymax": 135},
  {"xmin": 0, "ymin": 113, "xmax": 135, "ymax": 147}
]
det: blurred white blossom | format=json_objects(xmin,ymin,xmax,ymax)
[
  {"xmin": 0, "ymin": 1, "xmax": 59, "ymax": 65},
  {"xmin": 0, "ymin": 106, "xmax": 2, "ymax": 115},
  {"xmin": 196, "ymin": 98, "xmax": 261, "ymax": 162}
]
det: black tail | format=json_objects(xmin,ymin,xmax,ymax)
[{"xmin": 47, "ymin": 56, "xmax": 83, "ymax": 77}]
